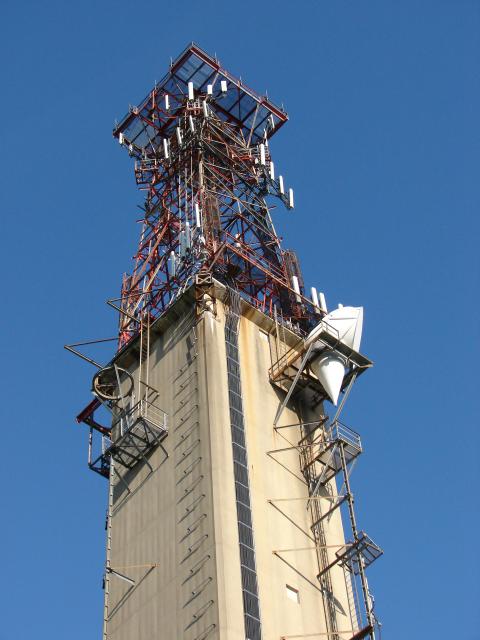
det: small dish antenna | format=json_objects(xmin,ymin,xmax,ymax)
[{"xmin": 93, "ymin": 365, "xmax": 134, "ymax": 401}]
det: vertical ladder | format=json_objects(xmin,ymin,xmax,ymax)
[
  {"xmin": 103, "ymin": 458, "xmax": 115, "ymax": 640},
  {"xmin": 344, "ymin": 567, "xmax": 359, "ymax": 633},
  {"xmin": 300, "ymin": 423, "xmax": 339, "ymax": 640}
]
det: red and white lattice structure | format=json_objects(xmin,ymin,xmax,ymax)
[{"xmin": 112, "ymin": 43, "xmax": 317, "ymax": 348}]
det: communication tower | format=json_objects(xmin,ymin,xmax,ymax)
[{"xmin": 67, "ymin": 43, "xmax": 382, "ymax": 640}]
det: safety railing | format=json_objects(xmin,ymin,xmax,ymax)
[
  {"xmin": 112, "ymin": 397, "xmax": 168, "ymax": 437},
  {"xmin": 268, "ymin": 319, "xmax": 341, "ymax": 382},
  {"xmin": 328, "ymin": 421, "xmax": 362, "ymax": 453},
  {"xmin": 88, "ymin": 397, "xmax": 168, "ymax": 476}
]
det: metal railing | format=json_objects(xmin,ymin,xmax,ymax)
[
  {"xmin": 268, "ymin": 319, "xmax": 342, "ymax": 382},
  {"xmin": 113, "ymin": 397, "xmax": 168, "ymax": 437},
  {"xmin": 328, "ymin": 421, "xmax": 362, "ymax": 453},
  {"xmin": 131, "ymin": 397, "xmax": 168, "ymax": 433},
  {"xmin": 88, "ymin": 396, "xmax": 168, "ymax": 476}
]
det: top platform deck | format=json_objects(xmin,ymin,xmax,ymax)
[{"xmin": 113, "ymin": 42, "xmax": 288, "ymax": 149}]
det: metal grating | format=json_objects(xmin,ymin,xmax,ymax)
[
  {"xmin": 335, "ymin": 532, "xmax": 383, "ymax": 576},
  {"xmin": 225, "ymin": 291, "xmax": 262, "ymax": 640},
  {"xmin": 87, "ymin": 398, "xmax": 168, "ymax": 477},
  {"xmin": 114, "ymin": 43, "xmax": 288, "ymax": 149}
]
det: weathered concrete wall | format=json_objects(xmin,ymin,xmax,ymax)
[
  {"xmin": 237, "ymin": 305, "xmax": 353, "ymax": 639},
  {"xmin": 105, "ymin": 304, "xmax": 219, "ymax": 640},
  {"xmin": 103, "ymin": 288, "xmax": 353, "ymax": 640}
]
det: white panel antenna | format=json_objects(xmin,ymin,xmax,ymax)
[
  {"xmin": 165, "ymin": 94, "xmax": 170, "ymax": 110},
  {"xmin": 260, "ymin": 144, "xmax": 266, "ymax": 166},
  {"xmin": 288, "ymin": 188, "xmax": 294, "ymax": 209},
  {"xmin": 269, "ymin": 161, "xmax": 275, "ymax": 180},
  {"xmin": 169, "ymin": 251, "xmax": 176, "ymax": 277},
  {"xmin": 195, "ymin": 203, "xmax": 201, "ymax": 228},
  {"xmin": 220, "ymin": 80, "xmax": 227, "ymax": 93},
  {"xmin": 279, "ymin": 175, "xmax": 285, "ymax": 194},
  {"xmin": 318, "ymin": 292, "xmax": 327, "ymax": 313},
  {"xmin": 188, "ymin": 82, "xmax": 194, "ymax": 100},
  {"xmin": 189, "ymin": 116, "xmax": 195, "ymax": 133},
  {"xmin": 291, "ymin": 275, "xmax": 301, "ymax": 302},
  {"xmin": 163, "ymin": 138, "xmax": 169, "ymax": 159}
]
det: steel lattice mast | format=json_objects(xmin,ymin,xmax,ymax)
[{"xmin": 113, "ymin": 44, "xmax": 314, "ymax": 347}]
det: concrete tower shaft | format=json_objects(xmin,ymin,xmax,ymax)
[{"xmin": 97, "ymin": 282, "xmax": 358, "ymax": 640}]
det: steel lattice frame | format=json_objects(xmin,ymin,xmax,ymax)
[{"xmin": 113, "ymin": 44, "xmax": 315, "ymax": 347}]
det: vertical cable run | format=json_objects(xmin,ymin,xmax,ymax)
[{"xmin": 224, "ymin": 289, "xmax": 262, "ymax": 640}]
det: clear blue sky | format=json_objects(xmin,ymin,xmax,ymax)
[{"xmin": 0, "ymin": 1, "xmax": 478, "ymax": 638}]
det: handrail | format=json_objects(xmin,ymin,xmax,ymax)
[
  {"xmin": 111, "ymin": 397, "xmax": 168, "ymax": 435},
  {"xmin": 329, "ymin": 421, "xmax": 362, "ymax": 450},
  {"xmin": 269, "ymin": 319, "xmax": 342, "ymax": 381}
]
